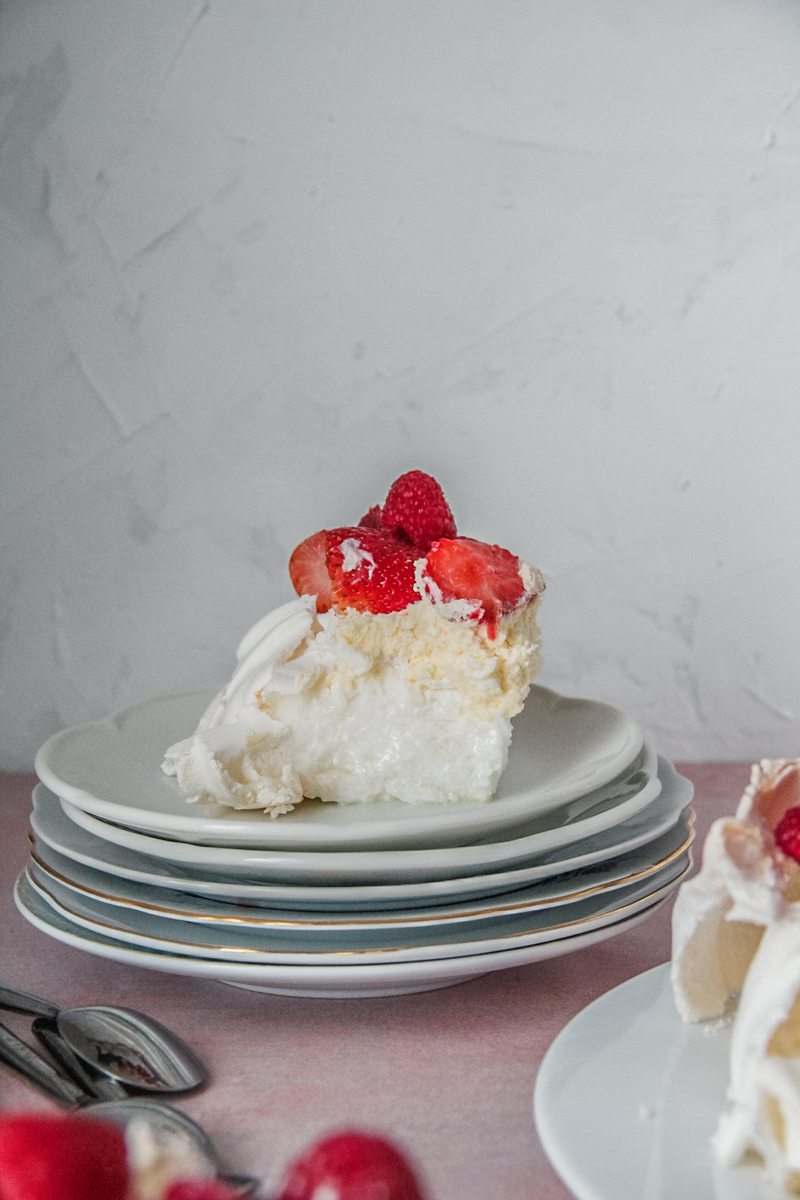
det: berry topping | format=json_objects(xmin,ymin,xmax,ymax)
[
  {"xmin": 423, "ymin": 536, "xmax": 528, "ymax": 634},
  {"xmin": 358, "ymin": 505, "xmax": 383, "ymax": 530},
  {"xmin": 327, "ymin": 528, "xmax": 419, "ymax": 614},
  {"xmin": 289, "ymin": 470, "xmax": 535, "ymax": 626},
  {"xmin": 165, "ymin": 1181, "xmax": 243, "ymax": 1200},
  {"xmin": 380, "ymin": 470, "xmax": 457, "ymax": 551},
  {"xmin": 0, "ymin": 1113, "xmax": 129, "ymax": 1200},
  {"xmin": 289, "ymin": 530, "xmax": 333, "ymax": 612},
  {"xmin": 775, "ymin": 806, "xmax": 800, "ymax": 862},
  {"xmin": 278, "ymin": 1130, "xmax": 426, "ymax": 1200}
]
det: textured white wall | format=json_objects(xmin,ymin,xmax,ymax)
[{"xmin": 1, "ymin": 0, "xmax": 799, "ymax": 770}]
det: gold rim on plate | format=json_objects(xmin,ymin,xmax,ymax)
[
  {"xmin": 29, "ymin": 811, "xmax": 694, "ymax": 929},
  {"xmin": 23, "ymin": 856, "xmax": 692, "ymax": 959}
]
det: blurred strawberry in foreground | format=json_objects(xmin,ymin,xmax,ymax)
[
  {"xmin": 278, "ymin": 1130, "xmax": 426, "ymax": 1200},
  {"xmin": 164, "ymin": 1181, "xmax": 242, "ymax": 1200},
  {"xmin": 0, "ymin": 1113, "xmax": 129, "ymax": 1200}
]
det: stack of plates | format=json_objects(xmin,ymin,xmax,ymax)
[{"xmin": 16, "ymin": 685, "xmax": 694, "ymax": 998}]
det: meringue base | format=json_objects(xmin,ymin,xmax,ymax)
[{"xmin": 163, "ymin": 596, "xmax": 543, "ymax": 814}]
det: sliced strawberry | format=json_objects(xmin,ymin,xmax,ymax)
[
  {"xmin": 289, "ymin": 530, "xmax": 333, "ymax": 611},
  {"xmin": 380, "ymin": 470, "xmax": 456, "ymax": 551},
  {"xmin": 423, "ymin": 537, "xmax": 529, "ymax": 633},
  {"xmin": 278, "ymin": 1129, "xmax": 426, "ymax": 1200},
  {"xmin": 0, "ymin": 1113, "xmax": 129, "ymax": 1200},
  {"xmin": 327, "ymin": 528, "xmax": 419, "ymax": 614}
]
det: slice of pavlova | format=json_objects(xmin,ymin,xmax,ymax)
[{"xmin": 163, "ymin": 470, "xmax": 544, "ymax": 815}]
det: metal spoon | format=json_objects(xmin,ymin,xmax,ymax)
[
  {"xmin": 89, "ymin": 1100, "xmax": 262, "ymax": 1197},
  {"xmin": 0, "ymin": 984, "xmax": 206, "ymax": 1094},
  {"xmin": 32, "ymin": 1015, "xmax": 127, "ymax": 1101},
  {"xmin": 0, "ymin": 1027, "xmax": 259, "ymax": 1197}
]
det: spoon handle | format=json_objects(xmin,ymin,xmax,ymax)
[
  {"xmin": 32, "ymin": 1017, "xmax": 128, "ymax": 1102},
  {"xmin": 0, "ymin": 1020, "xmax": 88, "ymax": 1106},
  {"xmin": 0, "ymin": 984, "xmax": 59, "ymax": 1018}
]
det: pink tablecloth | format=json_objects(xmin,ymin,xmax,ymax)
[{"xmin": 0, "ymin": 765, "xmax": 746, "ymax": 1198}]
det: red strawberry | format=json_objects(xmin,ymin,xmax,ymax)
[
  {"xmin": 358, "ymin": 505, "xmax": 383, "ymax": 530},
  {"xmin": 289, "ymin": 530, "xmax": 333, "ymax": 611},
  {"xmin": 278, "ymin": 1130, "xmax": 426, "ymax": 1200},
  {"xmin": 775, "ymin": 806, "xmax": 800, "ymax": 862},
  {"xmin": 0, "ymin": 1113, "xmax": 129, "ymax": 1200},
  {"xmin": 165, "ymin": 1180, "xmax": 243, "ymax": 1200},
  {"xmin": 423, "ymin": 536, "xmax": 528, "ymax": 635},
  {"xmin": 380, "ymin": 470, "xmax": 456, "ymax": 551},
  {"xmin": 327, "ymin": 528, "xmax": 419, "ymax": 615}
]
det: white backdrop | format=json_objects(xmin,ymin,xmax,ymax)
[{"xmin": 2, "ymin": 0, "xmax": 799, "ymax": 770}]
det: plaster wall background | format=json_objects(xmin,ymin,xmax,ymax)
[{"xmin": 2, "ymin": 0, "xmax": 799, "ymax": 769}]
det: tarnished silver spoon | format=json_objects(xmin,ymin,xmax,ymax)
[
  {"xmin": 32, "ymin": 1015, "xmax": 127, "ymax": 1100},
  {"xmin": 89, "ymin": 1100, "xmax": 262, "ymax": 1197},
  {"xmin": 0, "ymin": 1025, "xmax": 259, "ymax": 1197},
  {"xmin": 0, "ymin": 984, "xmax": 206, "ymax": 1094}
]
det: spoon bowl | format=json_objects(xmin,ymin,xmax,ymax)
[
  {"xmin": 87, "ymin": 1100, "xmax": 261, "ymax": 1197},
  {"xmin": 0, "ymin": 985, "xmax": 206, "ymax": 1095},
  {"xmin": 57, "ymin": 1006, "xmax": 207, "ymax": 1093}
]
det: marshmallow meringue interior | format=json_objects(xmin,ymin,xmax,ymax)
[{"xmin": 163, "ymin": 574, "xmax": 543, "ymax": 814}]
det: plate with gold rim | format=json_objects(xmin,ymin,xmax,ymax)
[
  {"xmin": 14, "ymin": 871, "xmax": 667, "ymax": 999},
  {"xmin": 31, "ymin": 764, "xmax": 688, "ymax": 908},
  {"xmin": 23, "ymin": 856, "xmax": 690, "ymax": 966},
  {"xmin": 29, "ymin": 809, "xmax": 694, "ymax": 932},
  {"xmin": 54, "ymin": 753, "xmax": 664, "ymax": 886}
]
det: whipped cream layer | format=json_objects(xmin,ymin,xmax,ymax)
[
  {"xmin": 671, "ymin": 816, "xmax": 795, "ymax": 1023},
  {"xmin": 672, "ymin": 761, "xmax": 800, "ymax": 1022},
  {"xmin": 163, "ymin": 589, "xmax": 543, "ymax": 813},
  {"xmin": 714, "ymin": 913, "xmax": 800, "ymax": 1191}
]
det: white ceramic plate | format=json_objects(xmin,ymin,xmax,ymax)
[
  {"xmin": 31, "ymin": 763, "xmax": 689, "ymax": 909},
  {"xmin": 29, "ymin": 810, "xmax": 694, "ymax": 931},
  {"xmin": 534, "ymin": 963, "xmax": 770, "ymax": 1200},
  {"xmin": 35, "ymin": 686, "xmax": 644, "ymax": 850},
  {"xmin": 56, "ymin": 753, "xmax": 664, "ymax": 885},
  {"xmin": 24, "ymin": 857, "xmax": 690, "ymax": 966},
  {"xmin": 15, "ymin": 871, "xmax": 671, "ymax": 999}
]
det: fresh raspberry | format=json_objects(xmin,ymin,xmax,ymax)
[
  {"xmin": 327, "ymin": 528, "xmax": 419, "ymax": 615},
  {"xmin": 423, "ymin": 536, "xmax": 529, "ymax": 635},
  {"xmin": 358, "ymin": 505, "xmax": 383, "ymax": 530},
  {"xmin": 278, "ymin": 1130, "xmax": 426, "ymax": 1200},
  {"xmin": 380, "ymin": 470, "xmax": 457, "ymax": 551},
  {"xmin": 289, "ymin": 530, "xmax": 334, "ymax": 611},
  {"xmin": 775, "ymin": 806, "xmax": 800, "ymax": 862},
  {"xmin": 0, "ymin": 1113, "xmax": 129, "ymax": 1200},
  {"xmin": 165, "ymin": 1181, "xmax": 243, "ymax": 1200}
]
